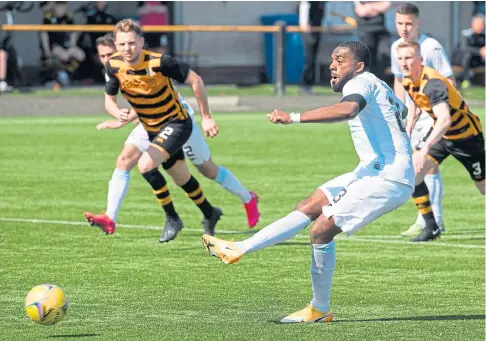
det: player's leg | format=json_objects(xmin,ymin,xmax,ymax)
[
  {"xmin": 475, "ymin": 179, "xmax": 485, "ymax": 194},
  {"xmin": 165, "ymin": 158, "xmax": 222, "ymax": 238},
  {"xmin": 410, "ymin": 142, "xmax": 448, "ymax": 242},
  {"xmin": 138, "ymin": 121, "xmax": 193, "ymax": 241},
  {"xmin": 202, "ymin": 172, "xmax": 355, "ymax": 264},
  {"xmin": 182, "ymin": 118, "xmax": 260, "ymax": 228},
  {"xmin": 403, "ymin": 117, "xmax": 444, "ymax": 236},
  {"xmin": 281, "ymin": 176, "xmax": 412, "ymax": 323},
  {"xmin": 424, "ymin": 165, "xmax": 444, "ymax": 229},
  {"xmin": 84, "ymin": 125, "xmax": 148, "ymax": 234}
]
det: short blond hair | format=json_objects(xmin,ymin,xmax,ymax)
[
  {"xmin": 114, "ymin": 19, "xmax": 143, "ymax": 39},
  {"xmin": 397, "ymin": 41, "xmax": 421, "ymax": 56}
]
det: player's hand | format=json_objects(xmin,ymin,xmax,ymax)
[
  {"xmin": 413, "ymin": 147, "xmax": 429, "ymax": 173},
  {"xmin": 267, "ymin": 109, "xmax": 292, "ymax": 125},
  {"xmin": 202, "ymin": 117, "xmax": 219, "ymax": 138},
  {"xmin": 116, "ymin": 108, "xmax": 130, "ymax": 122},
  {"xmin": 96, "ymin": 120, "xmax": 124, "ymax": 130}
]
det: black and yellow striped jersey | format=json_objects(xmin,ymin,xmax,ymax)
[
  {"xmin": 402, "ymin": 66, "xmax": 482, "ymax": 141},
  {"xmin": 105, "ymin": 50, "xmax": 190, "ymax": 134}
]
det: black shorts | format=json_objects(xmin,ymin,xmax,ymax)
[
  {"xmin": 148, "ymin": 118, "xmax": 193, "ymax": 170},
  {"xmin": 428, "ymin": 133, "xmax": 485, "ymax": 181}
]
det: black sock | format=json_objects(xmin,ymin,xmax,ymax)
[
  {"xmin": 142, "ymin": 168, "xmax": 178, "ymax": 219},
  {"xmin": 181, "ymin": 176, "xmax": 213, "ymax": 219},
  {"xmin": 413, "ymin": 181, "xmax": 437, "ymax": 229}
]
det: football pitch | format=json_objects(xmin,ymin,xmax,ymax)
[{"xmin": 0, "ymin": 111, "xmax": 484, "ymax": 341}]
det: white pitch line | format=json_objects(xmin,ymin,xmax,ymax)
[{"xmin": 0, "ymin": 217, "xmax": 484, "ymax": 250}]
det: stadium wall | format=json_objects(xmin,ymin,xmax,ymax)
[{"xmin": 0, "ymin": 1, "xmax": 475, "ymax": 84}]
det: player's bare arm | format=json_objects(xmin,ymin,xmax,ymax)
[
  {"xmin": 267, "ymin": 101, "xmax": 360, "ymax": 125},
  {"xmin": 413, "ymin": 102, "xmax": 451, "ymax": 172},
  {"xmin": 185, "ymin": 70, "xmax": 219, "ymax": 138},
  {"xmin": 97, "ymin": 110, "xmax": 138, "ymax": 130},
  {"xmin": 405, "ymin": 103, "xmax": 420, "ymax": 137},
  {"xmin": 393, "ymin": 76, "xmax": 406, "ymax": 103},
  {"xmin": 104, "ymin": 93, "xmax": 130, "ymax": 122}
]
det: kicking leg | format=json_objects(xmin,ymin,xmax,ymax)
[{"xmin": 202, "ymin": 188, "xmax": 327, "ymax": 264}]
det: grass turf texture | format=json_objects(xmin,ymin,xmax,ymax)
[{"xmin": 0, "ymin": 111, "xmax": 484, "ymax": 341}]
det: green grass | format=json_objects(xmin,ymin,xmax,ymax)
[
  {"xmin": 0, "ymin": 111, "xmax": 484, "ymax": 341},
  {"xmin": 5, "ymin": 84, "xmax": 485, "ymax": 101}
]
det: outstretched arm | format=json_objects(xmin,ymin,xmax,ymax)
[{"xmin": 267, "ymin": 102, "xmax": 360, "ymax": 125}]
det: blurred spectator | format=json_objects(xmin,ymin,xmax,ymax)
[
  {"xmin": 473, "ymin": 1, "xmax": 485, "ymax": 16},
  {"xmin": 457, "ymin": 15, "xmax": 485, "ymax": 89},
  {"xmin": 80, "ymin": 1, "xmax": 116, "ymax": 83},
  {"xmin": 298, "ymin": 1, "xmax": 326, "ymax": 95},
  {"xmin": 353, "ymin": 1, "xmax": 391, "ymax": 74},
  {"xmin": 40, "ymin": 1, "xmax": 85, "ymax": 87},
  {"xmin": 85, "ymin": 2, "xmax": 116, "ymax": 53},
  {"xmin": 0, "ymin": 47, "xmax": 12, "ymax": 92},
  {"xmin": 138, "ymin": 1, "xmax": 169, "ymax": 54}
]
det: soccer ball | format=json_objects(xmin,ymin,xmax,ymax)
[{"xmin": 25, "ymin": 284, "xmax": 69, "ymax": 325}]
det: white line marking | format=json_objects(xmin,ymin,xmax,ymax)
[{"xmin": 1, "ymin": 217, "xmax": 484, "ymax": 249}]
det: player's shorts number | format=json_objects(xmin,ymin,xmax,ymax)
[
  {"xmin": 472, "ymin": 162, "xmax": 482, "ymax": 176},
  {"xmin": 333, "ymin": 188, "xmax": 347, "ymax": 204},
  {"xmin": 183, "ymin": 146, "xmax": 196, "ymax": 161},
  {"xmin": 160, "ymin": 126, "xmax": 174, "ymax": 140}
]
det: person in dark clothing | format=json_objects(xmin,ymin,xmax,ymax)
[
  {"xmin": 458, "ymin": 15, "xmax": 485, "ymax": 89},
  {"xmin": 353, "ymin": 1, "xmax": 391, "ymax": 76},
  {"xmin": 299, "ymin": 1, "xmax": 326, "ymax": 95},
  {"xmin": 81, "ymin": 1, "xmax": 117, "ymax": 83},
  {"xmin": 40, "ymin": 1, "xmax": 85, "ymax": 86}
]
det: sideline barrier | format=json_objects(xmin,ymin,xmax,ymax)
[{"xmin": 0, "ymin": 24, "xmax": 355, "ymax": 95}]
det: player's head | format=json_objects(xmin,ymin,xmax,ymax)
[
  {"xmin": 113, "ymin": 19, "xmax": 145, "ymax": 64},
  {"xmin": 395, "ymin": 3, "xmax": 420, "ymax": 42},
  {"xmin": 96, "ymin": 33, "xmax": 116, "ymax": 67},
  {"xmin": 396, "ymin": 41, "xmax": 423, "ymax": 79},
  {"xmin": 471, "ymin": 15, "xmax": 485, "ymax": 34},
  {"xmin": 329, "ymin": 41, "xmax": 371, "ymax": 92}
]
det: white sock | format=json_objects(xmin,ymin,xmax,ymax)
[
  {"xmin": 215, "ymin": 166, "xmax": 252, "ymax": 203},
  {"xmin": 105, "ymin": 168, "xmax": 130, "ymax": 222},
  {"xmin": 235, "ymin": 211, "xmax": 311, "ymax": 254},
  {"xmin": 425, "ymin": 173, "xmax": 443, "ymax": 226},
  {"xmin": 310, "ymin": 241, "xmax": 336, "ymax": 313}
]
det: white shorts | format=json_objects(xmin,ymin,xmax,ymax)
[
  {"xmin": 410, "ymin": 112, "xmax": 434, "ymax": 150},
  {"xmin": 124, "ymin": 118, "xmax": 211, "ymax": 166},
  {"xmin": 405, "ymin": 95, "xmax": 434, "ymax": 149},
  {"xmin": 319, "ymin": 172, "xmax": 413, "ymax": 236}
]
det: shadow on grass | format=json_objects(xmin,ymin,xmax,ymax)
[
  {"xmin": 271, "ymin": 314, "xmax": 485, "ymax": 324},
  {"xmin": 49, "ymin": 334, "xmax": 100, "ymax": 338}
]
